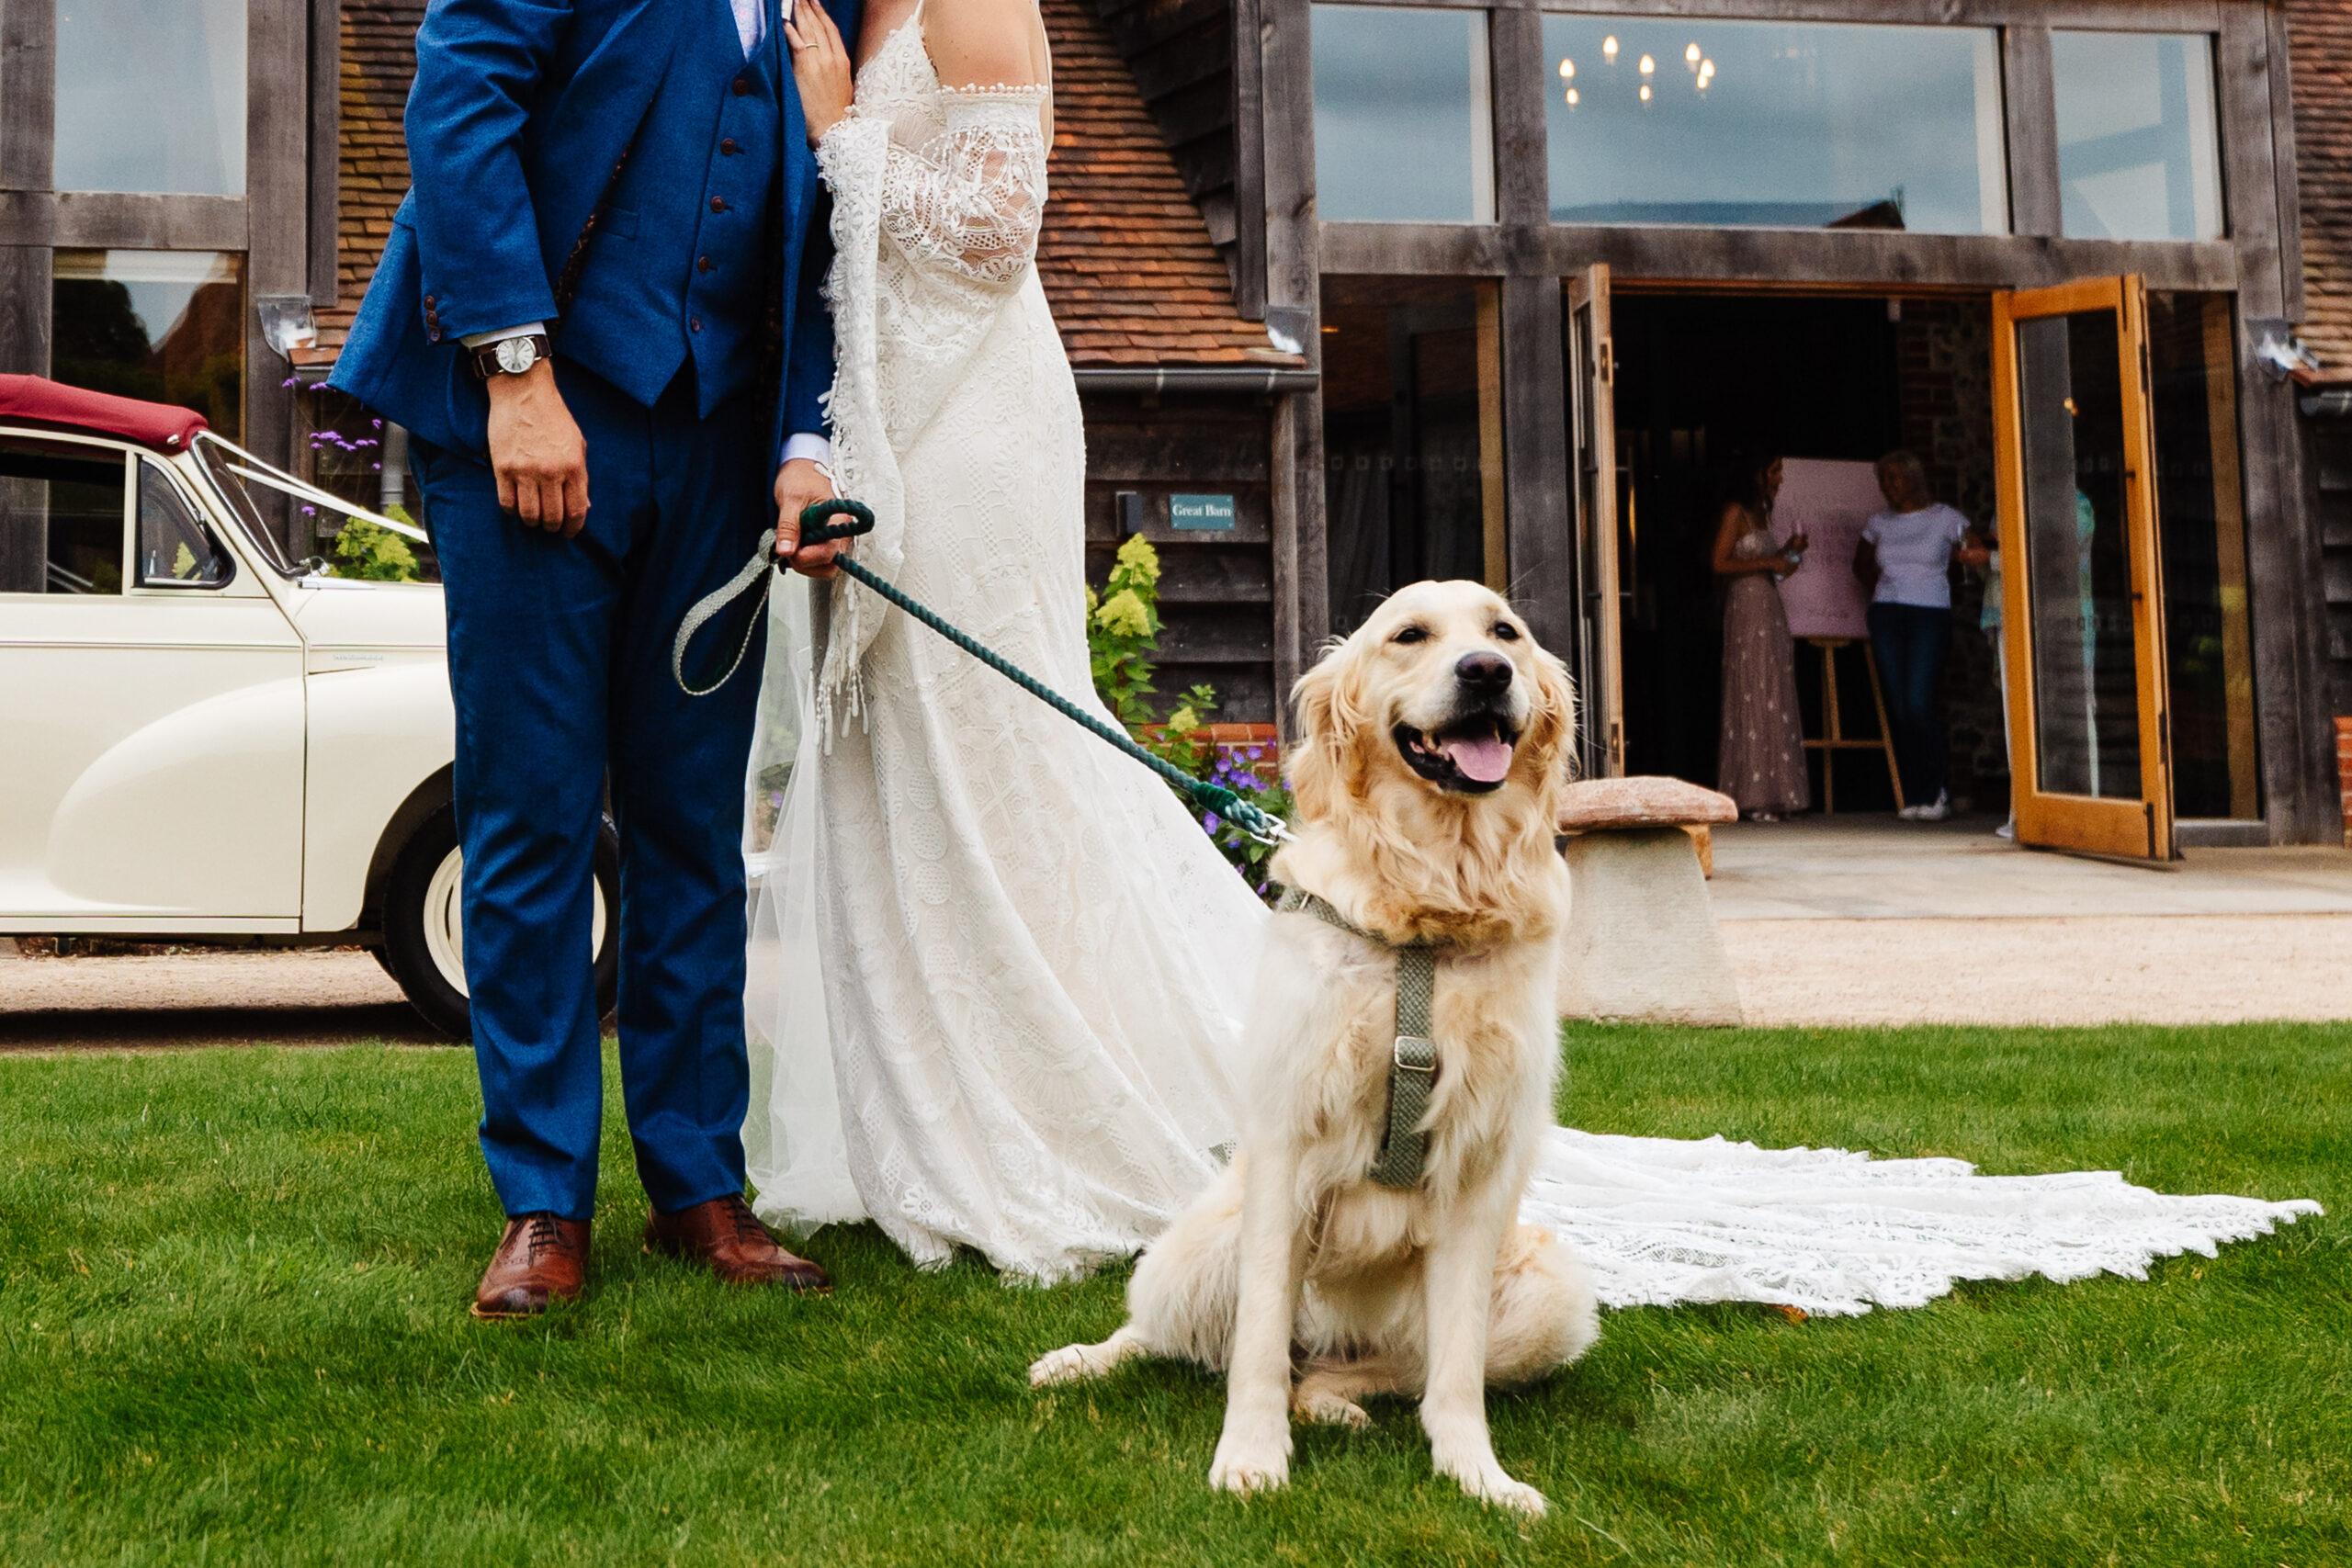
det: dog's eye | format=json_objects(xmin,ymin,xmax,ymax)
[
  {"xmin": 1393, "ymin": 626, "xmax": 1429, "ymax": 646},
  {"xmin": 1492, "ymin": 621, "xmax": 1521, "ymax": 641}
]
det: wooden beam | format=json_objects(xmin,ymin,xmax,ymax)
[
  {"xmin": 1486, "ymin": 6, "xmax": 1547, "ymax": 231},
  {"xmin": 1304, "ymin": 0, "xmax": 2222, "ymax": 25},
  {"xmin": 309, "ymin": 0, "xmax": 342, "ymax": 307},
  {"xmin": 1260, "ymin": 0, "xmax": 1317, "ymax": 317},
  {"xmin": 2001, "ymin": 24, "xmax": 2060, "ymax": 237},
  {"xmin": 2216, "ymin": 4, "xmax": 2284, "ymax": 318},
  {"xmin": 0, "ymin": 0, "xmax": 54, "ymax": 378},
  {"xmin": 1319, "ymin": 220, "xmax": 2244, "ymax": 291},
  {"xmin": 2266, "ymin": 2, "xmax": 2304, "ymax": 323},
  {"xmin": 0, "ymin": 246, "xmax": 49, "ymax": 377},
  {"xmin": 1227, "ymin": 0, "xmax": 1267, "ymax": 319},
  {"xmin": 52, "ymin": 193, "xmax": 247, "ymax": 252},
  {"xmin": 1498, "ymin": 274, "xmax": 1572, "ymax": 657},
  {"xmin": 0, "ymin": 0, "xmax": 54, "ymax": 193},
  {"xmin": 245, "ymin": 0, "xmax": 309, "ymax": 550}
]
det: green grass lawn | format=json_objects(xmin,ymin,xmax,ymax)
[{"xmin": 1, "ymin": 1023, "xmax": 2345, "ymax": 1566}]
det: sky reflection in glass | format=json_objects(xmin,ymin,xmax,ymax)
[
  {"xmin": 2053, "ymin": 32, "xmax": 2223, "ymax": 243},
  {"xmin": 1543, "ymin": 16, "xmax": 2007, "ymax": 234},
  {"xmin": 1314, "ymin": 5, "xmax": 1495, "ymax": 224}
]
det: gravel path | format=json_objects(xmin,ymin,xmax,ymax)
[
  {"xmin": 1725, "ymin": 913, "xmax": 2352, "ymax": 1027},
  {"xmin": 0, "ymin": 949, "xmax": 438, "ymax": 1049},
  {"xmin": 6, "ymin": 913, "xmax": 2350, "ymax": 1048}
]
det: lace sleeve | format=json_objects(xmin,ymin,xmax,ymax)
[{"xmin": 877, "ymin": 90, "xmax": 1047, "ymax": 287}]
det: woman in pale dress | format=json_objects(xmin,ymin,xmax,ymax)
[
  {"xmin": 1711, "ymin": 455, "xmax": 1809, "ymax": 821},
  {"xmin": 736, "ymin": 0, "xmax": 2315, "ymax": 1304}
]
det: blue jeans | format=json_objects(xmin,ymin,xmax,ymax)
[
  {"xmin": 1868, "ymin": 601, "xmax": 1952, "ymax": 807},
  {"xmin": 414, "ymin": 362, "xmax": 772, "ymax": 1221}
]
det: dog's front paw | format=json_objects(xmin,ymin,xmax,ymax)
[
  {"xmin": 1439, "ymin": 1455, "xmax": 1548, "ymax": 1517},
  {"xmin": 1208, "ymin": 1426, "xmax": 1292, "ymax": 1496},
  {"xmin": 1028, "ymin": 1343, "xmax": 1102, "ymax": 1386}
]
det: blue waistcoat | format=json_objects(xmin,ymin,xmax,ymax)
[
  {"xmin": 327, "ymin": 0, "xmax": 855, "ymax": 462},
  {"xmin": 560, "ymin": 9, "xmax": 782, "ymax": 415}
]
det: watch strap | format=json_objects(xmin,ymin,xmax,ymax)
[{"xmin": 470, "ymin": 333, "xmax": 552, "ymax": 380}]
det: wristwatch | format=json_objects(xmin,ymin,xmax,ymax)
[{"xmin": 469, "ymin": 333, "xmax": 553, "ymax": 381}]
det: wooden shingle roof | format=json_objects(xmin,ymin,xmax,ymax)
[
  {"xmin": 2289, "ymin": 0, "xmax": 2352, "ymax": 380},
  {"xmin": 318, "ymin": 0, "xmax": 1289, "ymax": 370},
  {"xmin": 1037, "ymin": 0, "xmax": 1292, "ymax": 366}
]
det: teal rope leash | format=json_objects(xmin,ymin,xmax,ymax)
[{"xmin": 675, "ymin": 499, "xmax": 1290, "ymax": 847}]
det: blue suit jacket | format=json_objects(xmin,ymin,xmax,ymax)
[{"xmin": 330, "ymin": 0, "xmax": 853, "ymax": 462}]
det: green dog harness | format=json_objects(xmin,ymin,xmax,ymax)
[{"xmin": 1276, "ymin": 888, "xmax": 1440, "ymax": 1190}]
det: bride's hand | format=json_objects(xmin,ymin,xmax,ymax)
[{"xmin": 786, "ymin": 0, "xmax": 855, "ymax": 144}]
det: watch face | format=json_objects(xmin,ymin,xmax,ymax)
[{"xmin": 495, "ymin": 337, "xmax": 538, "ymax": 375}]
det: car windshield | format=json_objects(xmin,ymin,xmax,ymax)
[{"xmin": 191, "ymin": 432, "xmax": 435, "ymax": 581}]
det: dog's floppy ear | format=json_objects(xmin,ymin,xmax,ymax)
[
  {"xmin": 1521, "ymin": 643, "xmax": 1579, "ymax": 783},
  {"xmin": 1286, "ymin": 638, "xmax": 1361, "ymax": 824}
]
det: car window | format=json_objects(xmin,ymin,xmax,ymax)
[
  {"xmin": 137, "ymin": 461, "xmax": 233, "ymax": 588},
  {"xmin": 0, "ymin": 433, "xmax": 127, "ymax": 594}
]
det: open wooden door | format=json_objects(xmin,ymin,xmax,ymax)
[
  {"xmin": 1992, "ymin": 276, "xmax": 2176, "ymax": 861},
  {"xmin": 1566, "ymin": 265, "xmax": 1623, "ymax": 779}
]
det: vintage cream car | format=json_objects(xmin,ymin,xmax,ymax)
[{"xmin": 0, "ymin": 376, "xmax": 614, "ymax": 1036}]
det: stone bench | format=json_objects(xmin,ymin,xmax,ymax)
[{"xmin": 1555, "ymin": 777, "xmax": 1744, "ymax": 1027}]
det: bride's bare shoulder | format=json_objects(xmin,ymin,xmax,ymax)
[{"xmin": 922, "ymin": 0, "xmax": 1048, "ymax": 90}]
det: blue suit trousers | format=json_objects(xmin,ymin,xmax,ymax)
[{"xmin": 415, "ymin": 361, "xmax": 772, "ymax": 1222}]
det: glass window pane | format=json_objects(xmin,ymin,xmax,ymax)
[
  {"xmin": 1313, "ymin": 6, "xmax": 1494, "ymax": 224},
  {"xmin": 2146, "ymin": 291, "xmax": 2258, "ymax": 818},
  {"xmin": 138, "ymin": 462, "xmax": 233, "ymax": 588},
  {"xmin": 54, "ymin": 0, "xmax": 246, "ymax": 195},
  {"xmin": 2053, "ymin": 32, "xmax": 2222, "ymax": 242},
  {"xmin": 1321, "ymin": 279, "xmax": 1498, "ymax": 635},
  {"xmin": 0, "ymin": 436, "xmax": 127, "ymax": 595},
  {"xmin": 1544, "ymin": 17, "xmax": 2007, "ymax": 234},
  {"xmin": 52, "ymin": 251, "xmax": 244, "ymax": 442},
  {"xmin": 2013, "ymin": 310, "xmax": 2141, "ymax": 800}
]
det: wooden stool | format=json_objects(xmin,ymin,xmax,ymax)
[
  {"xmin": 1800, "ymin": 636, "xmax": 1905, "ymax": 814},
  {"xmin": 1555, "ymin": 777, "xmax": 1743, "ymax": 1027}
]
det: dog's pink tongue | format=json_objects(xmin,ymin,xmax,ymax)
[{"xmin": 1440, "ymin": 735, "xmax": 1514, "ymax": 783}]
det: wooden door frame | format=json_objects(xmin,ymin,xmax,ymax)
[
  {"xmin": 1564, "ymin": 264, "xmax": 1621, "ymax": 777},
  {"xmin": 1992, "ymin": 274, "xmax": 2177, "ymax": 860}
]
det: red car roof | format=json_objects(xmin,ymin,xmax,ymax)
[{"xmin": 0, "ymin": 374, "xmax": 209, "ymax": 453}]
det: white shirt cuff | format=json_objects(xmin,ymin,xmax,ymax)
[
  {"xmin": 458, "ymin": 322, "xmax": 547, "ymax": 350},
  {"xmin": 781, "ymin": 433, "xmax": 834, "ymax": 472}
]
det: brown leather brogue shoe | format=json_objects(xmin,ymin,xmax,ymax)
[
  {"xmin": 644, "ymin": 1194, "xmax": 831, "ymax": 1292},
  {"xmin": 470, "ymin": 1212, "xmax": 590, "ymax": 1320}
]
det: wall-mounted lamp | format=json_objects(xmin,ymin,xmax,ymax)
[{"xmin": 256, "ymin": 296, "xmax": 318, "ymax": 359}]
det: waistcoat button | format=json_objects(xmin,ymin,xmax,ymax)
[
  {"xmin": 720, "ymin": 138, "xmax": 741, "ymax": 155},
  {"xmin": 709, "ymin": 196, "xmax": 729, "ymax": 213},
  {"xmin": 690, "ymin": 317, "xmax": 703, "ymax": 333},
  {"xmin": 697, "ymin": 255, "xmax": 714, "ymax": 273},
  {"xmin": 732, "ymin": 76, "xmax": 751, "ymax": 96}
]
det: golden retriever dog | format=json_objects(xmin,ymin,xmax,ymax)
[{"xmin": 1029, "ymin": 580, "xmax": 1599, "ymax": 1516}]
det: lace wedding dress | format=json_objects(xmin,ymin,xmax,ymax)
[
  {"xmin": 741, "ymin": 3, "xmax": 2318, "ymax": 1301},
  {"xmin": 742, "ymin": 5, "xmax": 1266, "ymax": 1282}
]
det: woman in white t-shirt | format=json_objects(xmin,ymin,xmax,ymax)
[{"xmin": 1852, "ymin": 450, "xmax": 1990, "ymax": 822}]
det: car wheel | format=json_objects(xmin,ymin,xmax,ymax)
[{"xmin": 379, "ymin": 804, "xmax": 620, "ymax": 1041}]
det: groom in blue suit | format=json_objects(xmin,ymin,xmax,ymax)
[{"xmin": 333, "ymin": 0, "xmax": 854, "ymax": 1315}]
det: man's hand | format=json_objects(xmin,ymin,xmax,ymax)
[
  {"xmin": 485, "ymin": 359, "xmax": 589, "ymax": 535},
  {"xmin": 775, "ymin": 457, "xmax": 847, "ymax": 579}
]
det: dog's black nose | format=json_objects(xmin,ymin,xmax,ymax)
[{"xmin": 1455, "ymin": 650, "xmax": 1513, "ymax": 693}]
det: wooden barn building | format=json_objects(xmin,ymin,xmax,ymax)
[{"xmin": 6, "ymin": 0, "xmax": 2352, "ymax": 857}]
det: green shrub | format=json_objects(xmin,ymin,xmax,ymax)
[{"xmin": 327, "ymin": 508, "xmax": 424, "ymax": 582}]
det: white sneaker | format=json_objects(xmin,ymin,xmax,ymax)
[
  {"xmin": 1995, "ymin": 819, "xmax": 2016, "ymax": 840},
  {"xmin": 1912, "ymin": 791, "xmax": 1951, "ymax": 822},
  {"xmin": 1897, "ymin": 802, "xmax": 1923, "ymax": 820}
]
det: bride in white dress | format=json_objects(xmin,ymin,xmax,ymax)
[{"xmin": 742, "ymin": 0, "xmax": 2315, "ymax": 1302}]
